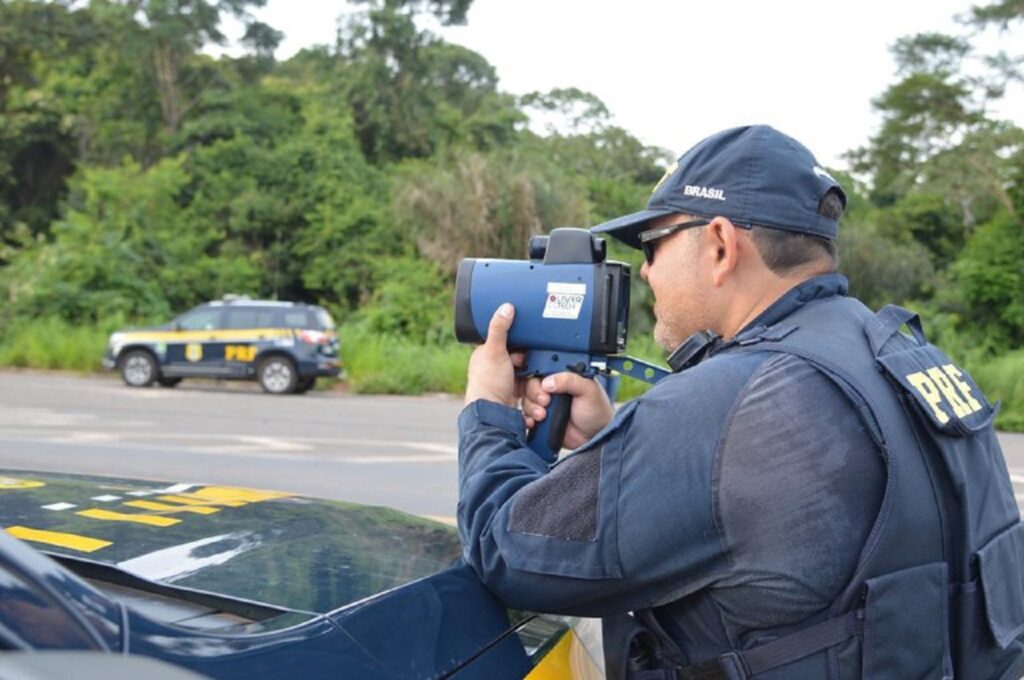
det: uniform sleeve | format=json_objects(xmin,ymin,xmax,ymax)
[{"xmin": 457, "ymin": 363, "xmax": 752, "ymax": 616}]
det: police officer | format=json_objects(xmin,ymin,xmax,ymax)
[{"xmin": 458, "ymin": 125, "xmax": 1024, "ymax": 679}]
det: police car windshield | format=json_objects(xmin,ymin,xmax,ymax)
[{"xmin": 314, "ymin": 309, "xmax": 335, "ymax": 331}]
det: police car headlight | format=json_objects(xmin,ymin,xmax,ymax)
[{"xmin": 108, "ymin": 333, "xmax": 125, "ymax": 356}]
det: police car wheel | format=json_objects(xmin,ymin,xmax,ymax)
[
  {"xmin": 120, "ymin": 350, "xmax": 157, "ymax": 387},
  {"xmin": 258, "ymin": 356, "xmax": 298, "ymax": 394},
  {"xmin": 293, "ymin": 377, "xmax": 316, "ymax": 394}
]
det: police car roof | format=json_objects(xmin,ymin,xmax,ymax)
[{"xmin": 205, "ymin": 300, "xmax": 319, "ymax": 309}]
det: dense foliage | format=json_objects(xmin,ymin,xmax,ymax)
[{"xmin": 0, "ymin": 0, "xmax": 1020, "ymax": 425}]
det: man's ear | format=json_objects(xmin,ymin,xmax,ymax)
[{"xmin": 706, "ymin": 217, "xmax": 740, "ymax": 287}]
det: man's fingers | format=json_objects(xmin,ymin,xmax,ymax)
[
  {"xmin": 540, "ymin": 371, "xmax": 600, "ymax": 398},
  {"xmin": 484, "ymin": 303, "xmax": 514, "ymax": 352},
  {"xmin": 524, "ymin": 377, "xmax": 550, "ymax": 406},
  {"xmin": 522, "ymin": 395, "xmax": 546, "ymax": 420}
]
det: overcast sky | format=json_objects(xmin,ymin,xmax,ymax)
[{"xmin": 224, "ymin": 0, "xmax": 1024, "ymax": 170}]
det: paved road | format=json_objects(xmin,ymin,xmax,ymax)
[
  {"xmin": 1, "ymin": 371, "xmax": 1023, "ymax": 521},
  {"xmin": 0, "ymin": 371, "xmax": 464, "ymax": 520}
]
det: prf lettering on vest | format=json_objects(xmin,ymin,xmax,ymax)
[
  {"xmin": 225, "ymin": 345, "xmax": 257, "ymax": 362},
  {"xmin": 906, "ymin": 363, "xmax": 983, "ymax": 424}
]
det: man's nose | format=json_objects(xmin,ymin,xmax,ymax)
[{"xmin": 640, "ymin": 259, "xmax": 650, "ymax": 281}]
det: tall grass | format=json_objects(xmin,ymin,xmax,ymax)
[
  {"xmin": 970, "ymin": 350, "xmax": 1024, "ymax": 431},
  {"xmin": 340, "ymin": 324, "xmax": 471, "ymax": 395},
  {"xmin": 0, "ymin": 317, "xmax": 111, "ymax": 371},
  {"xmin": 340, "ymin": 323, "xmax": 668, "ymax": 399}
]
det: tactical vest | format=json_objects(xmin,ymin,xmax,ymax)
[{"xmin": 627, "ymin": 296, "xmax": 1024, "ymax": 680}]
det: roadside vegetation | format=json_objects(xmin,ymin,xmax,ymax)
[
  {"xmin": 0, "ymin": 0, "xmax": 1021, "ymax": 429},
  {"xmin": 0, "ymin": 318, "xmax": 111, "ymax": 372}
]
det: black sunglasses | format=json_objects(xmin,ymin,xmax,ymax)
[{"xmin": 639, "ymin": 219, "xmax": 711, "ymax": 264}]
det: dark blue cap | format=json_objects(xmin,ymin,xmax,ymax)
[{"xmin": 592, "ymin": 125, "xmax": 846, "ymax": 249}]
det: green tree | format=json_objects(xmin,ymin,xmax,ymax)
[
  {"xmin": 840, "ymin": 0, "xmax": 1023, "ymax": 364},
  {"xmin": 948, "ymin": 202, "xmax": 1024, "ymax": 351},
  {"xmin": 46, "ymin": 3, "xmax": 166, "ymax": 165},
  {"xmin": 391, "ymin": 148, "xmax": 591, "ymax": 272},
  {"xmin": 0, "ymin": 1, "xmax": 100, "ymax": 243},
  {"xmin": 335, "ymin": 7, "xmax": 522, "ymax": 163},
  {"xmin": 286, "ymin": 94, "xmax": 390, "ymax": 311},
  {"xmin": 361, "ymin": 256, "xmax": 453, "ymax": 343},
  {"xmin": 1, "ymin": 158, "xmax": 190, "ymax": 323},
  {"xmin": 124, "ymin": 0, "xmax": 272, "ymax": 134},
  {"xmin": 968, "ymin": 0, "xmax": 1024, "ymax": 29},
  {"xmin": 849, "ymin": 33, "xmax": 988, "ymax": 205},
  {"xmin": 351, "ymin": 0, "xmax": 475, "ymax": 25}
]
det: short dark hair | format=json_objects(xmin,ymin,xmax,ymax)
[{"xmin": 749, "ymin": 189, "xmax": 844, "ymax": 274}]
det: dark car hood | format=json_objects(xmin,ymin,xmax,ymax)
[{"xmin": 0, "ymin": 470, "xmax": 462, "ymax": 614}]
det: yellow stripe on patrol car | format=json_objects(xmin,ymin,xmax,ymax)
[
  {"xmin": 77, "ymin": 508, "xmax": 181, "ymax": 527},
  {"xmin": 0, "ymin": 477, "xmax": 45, "ymax": 490},
  {"xmin": 187, "ymin": 486, "xmax": 290, "ymax": 504},
  {"xmin": 118, "ymin": 328, "xmax": 295, "ymax": 343},
  {"xmin": 123, "ymin": 500, "xmax": 220, "ymax": 515},
  {"xmin": 164, "ymin": 493, "xmax": 246, "ymax": 508},
  {"xmin": 525, "ymin": 631, "xmax": 574, "ymax": 679},
  {"xmin": 156, "ymin": 494, "xmax": 232, "ymax": 507},
  {"xmin": 6, "ymin": 526, "xmax": 112, "ymax": 553}
]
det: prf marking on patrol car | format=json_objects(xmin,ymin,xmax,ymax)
[
  {"xmin": 77, "ymin": 508, "xmax": 181, "ymax": 527},
  {"xmin": 156, "ymin": 494, "xmax": 233, "ymax": 507},
  {"xmin": 154, "ymin": 487, "xmax": 289, "ymax": 508},
  {"xmin": 0, "ymin": 477, "xmax": 45, "ymax": 490},
  {"xmin": 5, "ymin": 526, "xmax": 112, "ymax": 553},
  {"xmin": 906, "ymin": 363, "xmax": 983, "ymax": 424},
  {"xmin": 187, "ymin": 486, "xmax": 290, "ymax": 504},
  {"xmin": 124, "ymin": 500, "xmax": 220, "ymax": 515},
  {"xmin": 225, "ymin": 345, "xmax": 257, "ymax": 362}
]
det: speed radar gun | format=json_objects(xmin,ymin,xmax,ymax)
[{"xmin": 455, "ymin": 228, "xmax": 669, "ymax": 462}]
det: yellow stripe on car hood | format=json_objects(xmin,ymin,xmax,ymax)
[{"xmin": 6, "ymin": 526, "xmax": 112, "ymax": 553}]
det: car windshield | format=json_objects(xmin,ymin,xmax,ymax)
[{"xmin": 314, "ymin": 308, "xmax": 336, "ymax": 331}]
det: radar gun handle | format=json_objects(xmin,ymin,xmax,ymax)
[{"xmin": 527, "ymin": 393, "xmax": 572, "ymax": 462}]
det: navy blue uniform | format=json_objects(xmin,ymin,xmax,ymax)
[
  {"xmin": 458, "ymin": 274, "xmax": 1024, "ymax": 678},
  {"xmin": 459, "ymin": 275, "xmax": 880, "ymax": 638}
]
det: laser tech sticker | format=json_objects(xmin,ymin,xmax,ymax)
[{"xmin": 543, "ymin": 282, "xmax": 586, "ymax": 320}]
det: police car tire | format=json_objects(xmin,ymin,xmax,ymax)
[
  {"xmin": 120, "ymin": 350, "xmax": 157, "ymax": 388},
  {"xmin": 258, "ymin": 356, "xmax": 298, "ymax": 394},
  {"xmin": 293, "ymin": 377, "xmax": 316, "ymax": 394}
]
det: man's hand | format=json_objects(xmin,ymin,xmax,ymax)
[
  {"xmin": 465, "ymin": 303, "xmax": 521, "ymax": 407},
  {"xmin": 522, "ymin": 371, "xmax": 614, "ymax": 450},
  {"xmin": 464, "ymin": 302, "xmax": 614, "ymax": 449}
]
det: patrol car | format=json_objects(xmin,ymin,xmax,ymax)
[
  {"xmin": 0, "ymin": 469, "xmax": 603, "ymax": 678},
  {"xmin": 102, "ymin": 298, "xmax": 340, "ymax": 395}
]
